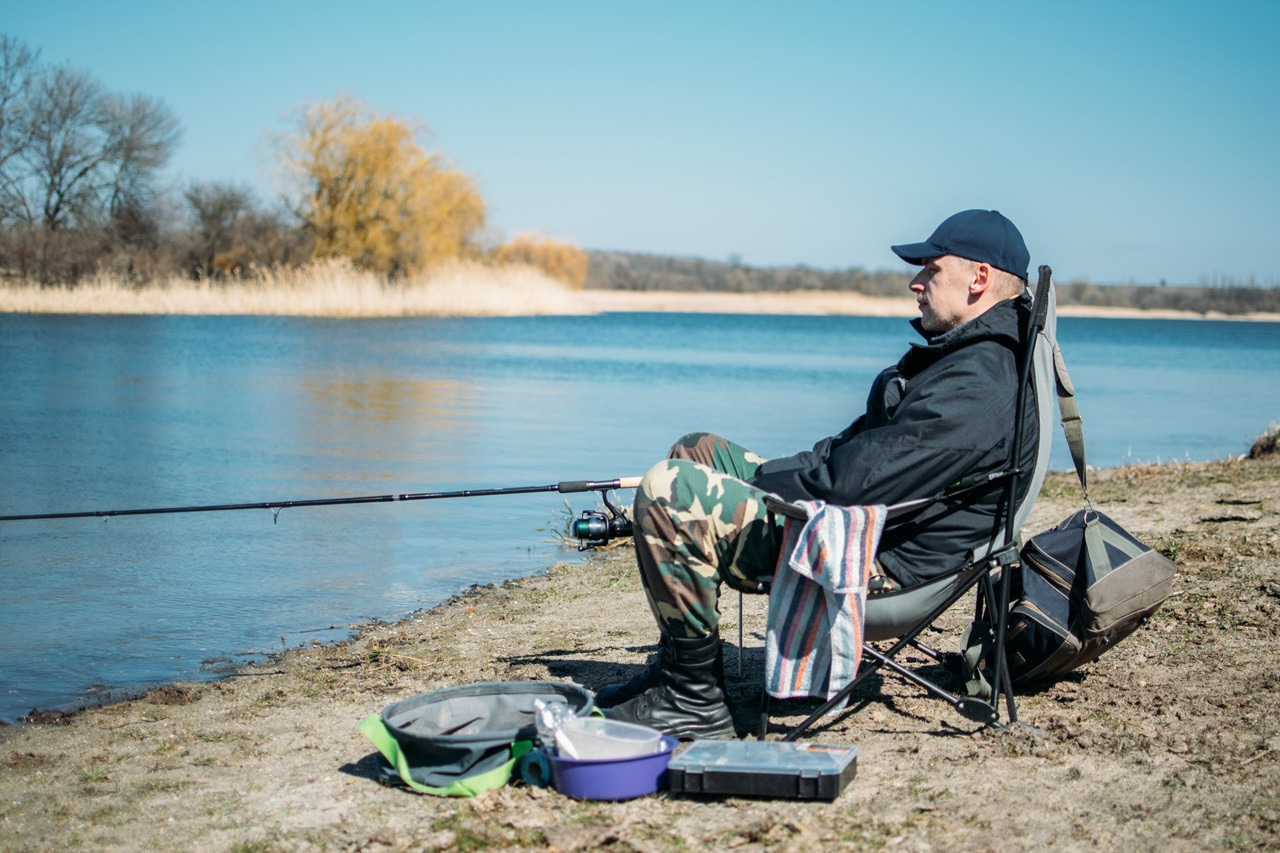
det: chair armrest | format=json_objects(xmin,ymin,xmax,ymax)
[{"xmin": 763, "ymin": 495, "xmax": 810, "ymax": 520}]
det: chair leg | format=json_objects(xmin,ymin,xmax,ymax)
[
  {"xmin": 756, "ymin": 692, "xmax": 770, "ymax": 739},
  {"xmin": 780, "ymin": 656, "xmax": 888, "ymax": 742},
  {"xmin": 991, "ymin": 565, "xmax": 1019, "ymax": 723},
  {"xmin": 999, "ymin": 652, "xmax": 1019, "ymax": 723},
  {"xmin": 738, "ymin": 590, "xmax": 744, "ymax": 679},
  {"xmin": 980, "ymin": 557, "xmax": 1021, "ymax": 723},
  {"xmin": 968, "ymin": 556, "xmax": 1024, "ymax": 725}
]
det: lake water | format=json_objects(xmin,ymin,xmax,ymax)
[{"xmin": 1, "ymin": 311, "xmax": 1278, "ymax": 722}]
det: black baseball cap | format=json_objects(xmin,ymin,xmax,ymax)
[{"xmin": 891, "ymin": 209, "xmax": 1029, "ymax": 280}]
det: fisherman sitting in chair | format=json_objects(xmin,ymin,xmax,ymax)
[{"xmin": 599, "ymin": 209, "xmax": 1041, "ymax": 740}]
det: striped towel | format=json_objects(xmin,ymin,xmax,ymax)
[{"xmin": 765, "ymin": 500, "xmax": 886, "ymax": 708}]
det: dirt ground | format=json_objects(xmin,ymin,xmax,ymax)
[{"xmin": 1, "ymin": 453, "xmax": 1278, "ymax": 851}]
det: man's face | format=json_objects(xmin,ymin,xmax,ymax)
[{"xmin": 909, "ymin": 255, "xmax": 978, "ymax": 333}]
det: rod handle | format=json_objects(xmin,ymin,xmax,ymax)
[{"xmin": 556, "ymin": 477, "xmax": 643, "ymax": 493}]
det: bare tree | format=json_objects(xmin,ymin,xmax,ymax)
[
  {"xmin": 184, "ymin": 180, "xmax": 254, "ymax": 277},
  {"xmin": 7, "ymin": 66, "xmax": 112, "ymax": 280},
  {"xmin": 19, "ymin": 66, "xmax": 111, "ymax": 236},
  {"xmin": 99, "ymin": 91, "xmax": 181, "ymax": 236},
  {"xmin": 0, "ymin": 45, "xmax": 183, "ymax": 281},
  {"xmin": 97, "ymin": 92, "xmax": 181, "ymax": 265},
  {"xmin": 0, "ymin": 36, "xmax": 39, "ymax": 222}
]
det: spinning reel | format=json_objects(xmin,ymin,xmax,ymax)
[{"xmin": 569, "ymin": 488, "xmax": 634, "ymax": 550}]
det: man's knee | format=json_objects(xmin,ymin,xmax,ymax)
[
  {"xmin": 635, "ymin": 458, "xmax": 773, "ymax": 552},
  {"xmin": 636, "ymin": 458, "xmax": 699, "ymax": 522},
  {"xmin": 667, "ymin": 432, "xmax": 724, "ymax": 463}
]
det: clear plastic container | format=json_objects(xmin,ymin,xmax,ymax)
[{"xmin": 555, "ymin": 717, "xmax": 663, "ymax": 760}]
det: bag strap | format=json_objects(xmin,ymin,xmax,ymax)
[
  {"xmin": 959, "ymin": 619, "xmax": 994, "ymax": 700},
  {"xmin": 1051, "ymin": 342, "xmax": 1091, "ymax": 508}
]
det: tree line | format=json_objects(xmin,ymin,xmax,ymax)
[
  {"xmin": 585, "ymin": 250, "xmax": 912, "ymax": 297},
  {"xmin": 0, "ymin": 35, "xmax": 586, "ymax": 287},
  {"xmin": 585, "ymin": 251, "xmax": 1280, "ymax": 316}
]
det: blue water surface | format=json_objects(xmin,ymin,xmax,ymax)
[{"xmin": 1, "ymin": 311, "xmax": 1277, "ymax": 721}]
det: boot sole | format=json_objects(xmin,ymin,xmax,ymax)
[
  {"xmin": 601, "ymin": 706, "xmax": 737, "ymax": 740},
  {"xmin": 664, "ymin": 718, "xmax": 737, "ymax": 741}
]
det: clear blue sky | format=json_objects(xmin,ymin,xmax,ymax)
[{"xmin": 8, "ymin": 1, "xmax": 1279, "ymax": 285}]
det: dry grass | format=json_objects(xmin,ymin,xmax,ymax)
[
  {"xmin": 17, "ymin": 266, "xmax": 1275, "ymax": 323},
  {"xmin": 0, "ymin": 259, "xmax": 590, "ymax": 318},
  {"xmin": 1250, "ymin": 423, "xmax": 1279, "ymax": 459}
]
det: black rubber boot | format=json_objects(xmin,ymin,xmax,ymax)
[
  {"xmin": 595, "ymin": 636, "xmax": 669, "ymax": 709},
  {"xmin": 603, "ymin": 631, "xmax": 736, "ymax": 740}
]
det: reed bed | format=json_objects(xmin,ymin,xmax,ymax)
[{"xmin": 0, "ymin": 259, "xmax": 590, "ymax": 317}]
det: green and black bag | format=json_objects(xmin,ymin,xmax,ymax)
[
  {"xmin": 359, "ymin": 680, "xmax": 594, "ymax": 797},
  {"xmin": 1007, "ymin": 508, "xmax": 1176, "ymax": 684}
]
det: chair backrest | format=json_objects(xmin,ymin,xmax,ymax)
[
  {"xmin": 966, "ymin": 281, "xmax": 1058, "ymax": 562},
  {"xmin": 1013, "ymin": 279, "xmax": 1059, "ymax": 538}
]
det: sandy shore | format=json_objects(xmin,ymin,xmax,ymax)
[
  {"xmin": 5, "ymin": 273, "xmax": 1279, "ymax": 321},
  {"xmin": 575, "ymin": 289, "xmax": 1280, "ymax": 322},
  {"xmin": 1, "ymin": 453, "xmax": 1278, "ymax": 850}
]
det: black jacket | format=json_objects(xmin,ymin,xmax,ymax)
[{"xmin": 749, "ymin": 294, "xmax": 1039, "ymax": 586}]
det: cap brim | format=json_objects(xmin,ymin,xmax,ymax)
[{"xmin": 890, "ymin": 241, "xmax": 943, "ymax": 266}]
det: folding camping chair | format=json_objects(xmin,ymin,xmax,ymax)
[{"xmin": 752, "ymin": 266, "xmax": 1061, "ymax": 740}]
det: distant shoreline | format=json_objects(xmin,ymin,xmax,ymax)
[
  {"xmin": 575, "ymin": 289, "xmax": 1280, "ymax": 322},
  {"xmin": 3, "ymin": 269, "xmax": 1279, "ymax": 322}
]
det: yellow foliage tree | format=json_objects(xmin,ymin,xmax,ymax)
[
  {"xmin": 281, "ymin": 95, "xmax": 486, "ymax": 277},
  {"xmin": 494, "ymin": 233, "xmax": 589, "ymax": 289}
]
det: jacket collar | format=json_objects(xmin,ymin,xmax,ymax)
[
  {"xmin": 899, "ymin": 292, "xmax": 1030, "ymax": 373},
  {"xmin": 909, "ymin": 291, "xmax": 1029, "ymax": 351}
]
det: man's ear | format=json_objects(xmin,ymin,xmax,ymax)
[{"xmin": 970, "ymin": 262, "xmax": 992, "ymax": 296}]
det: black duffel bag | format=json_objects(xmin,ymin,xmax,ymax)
[{"xmin": 1005, "ymin": 508, "xmax": 1176, "ymax": 685}]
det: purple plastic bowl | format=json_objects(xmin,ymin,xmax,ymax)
[{"xmin": 548, "ymin": 735, "xmax": 678, "ymax": 800}]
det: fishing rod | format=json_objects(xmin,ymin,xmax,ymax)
[{"xmin": 0, "ymin": 477, "xmax": 642, "ymax": 549}]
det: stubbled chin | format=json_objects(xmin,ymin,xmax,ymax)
[{"xmin": 918, "ymin": 309, "xmax": 945, "ymax": 333}]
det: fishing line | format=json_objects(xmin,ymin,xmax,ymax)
[{"xmin": 0, "ymin": 477, "xmax": 642, "ymax": 548}]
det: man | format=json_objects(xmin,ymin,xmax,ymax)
[{"xmin": 600, "ymin": 209, "xmax": 1040, "ymax": 740}]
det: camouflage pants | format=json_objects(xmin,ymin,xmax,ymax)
[{"xmin": 633, "ymin": 432, "xmax": 785, "ymax": 639}]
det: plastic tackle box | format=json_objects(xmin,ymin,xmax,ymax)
[{"xmin": 666, "ymin": 739, "xmax": 857, "ymax": 801}]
